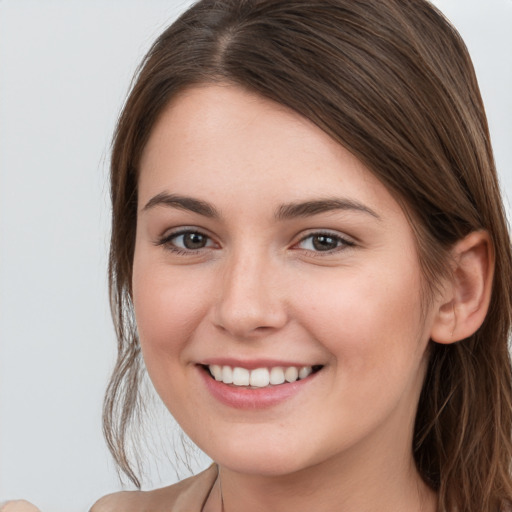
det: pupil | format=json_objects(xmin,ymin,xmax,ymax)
[
  {"xmin": 184, "ymin": 232, "xmax": 206, "ymax": 249},
  {"xmin": 312, "ymin": 235, "xmax": 337, "ymax": 251}
]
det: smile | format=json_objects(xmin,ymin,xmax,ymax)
[
  {"xmin": 198, "ymin": 362, "xmax": 324, "ymax": 409},
  {"xmin": 206, "ymin": 364, "xmax": 323, "ymax": 388}
]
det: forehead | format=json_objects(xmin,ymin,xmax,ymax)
[{"xmin": 138, "ymin": 84, "xmax": 402, "ymax": 220}]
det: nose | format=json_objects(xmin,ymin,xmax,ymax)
[{"xmin": 212, "ymin": 250, "xmax": 288, "ymax": 339}]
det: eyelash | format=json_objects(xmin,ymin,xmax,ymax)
[
  {"xmin": 294, "ymin": 231, "xmax": 355, "ymax": 255},
  {"xmin": 155, "ymin": 229, "xmax": 216, "ymax": 255},
  {"xmin": 156, "ymin": 229, "xmax": 355, "ymax": 256}
]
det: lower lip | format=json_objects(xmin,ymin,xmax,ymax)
[{"xmin": 198, "ymin": 366, "xmax": 319, "ymax": 409}]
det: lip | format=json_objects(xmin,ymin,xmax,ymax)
[{"xmin": 197, "ymin": 363, "xmax": 322, "ymax": 409}]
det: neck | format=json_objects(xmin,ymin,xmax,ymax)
[
  {"xmin": 203, "ymin": 373, "xmax": 437, "ymax": 512},
  {"xmin": 206, "ymin": 428, "xmax": 437, "ymax": 512},
  {"xmin": 218, "ymin": 460, "xmax": 435, "ymax": 512}
]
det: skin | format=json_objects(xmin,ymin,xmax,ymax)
[
  {"xmin": 0, "ymin": 502, "xmax": 41, "ymax": 512},
  {"xmin": 132, "ymin": 83, "xmax": 454, "ymax": 512}
]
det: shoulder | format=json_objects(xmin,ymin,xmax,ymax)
[{"xmin": 89, "ymin": 464, "xmax": 218, "ymax": 512}]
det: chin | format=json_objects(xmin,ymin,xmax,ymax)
[
  {"xmin": 198, "ymin": 433, "xmax": 317, "ymax": 477},
  {"xmin": 218, "ymin": 453, "xmax": 308, "ymax": 477}
]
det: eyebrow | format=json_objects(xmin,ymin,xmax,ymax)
[
  {"xmin": 142, "ymin": 192, "xmax": 220, "ymax": 218},
  {"xmin": 275, "ymin": 198, "xmax": 380, "ymax": 220},
  {"xmin": 142, "ymin": 193, "xmax": 380, "ymax": 221}
]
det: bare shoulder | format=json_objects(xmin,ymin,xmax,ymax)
[
  {"xmin": 90, "ymin": 465, "xmax": 218, "ymax": 512},
  {"xmin": 89, "ymin": 490, "xmax": 145, "ymax": 512},
  {"xmin": 89, "ymin": 484, "xmax": 190, "ymax": 512}
]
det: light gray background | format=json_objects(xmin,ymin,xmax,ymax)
[{"xmin": 0, "ymin": 1, "xmax": 511, "ymax": 511}]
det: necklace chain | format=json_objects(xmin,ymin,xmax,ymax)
[{"xmin": 219, "ymin": 468, "xmax": 225, "ymax": 512}]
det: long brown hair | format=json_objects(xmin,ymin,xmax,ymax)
[{"xmin": 104, "ymin": 1, "xmax": 512, "ymax": 509}]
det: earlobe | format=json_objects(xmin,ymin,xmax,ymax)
[{"xmin": 430, "ymin": 231, "xmax": 494, "ymax": 345}]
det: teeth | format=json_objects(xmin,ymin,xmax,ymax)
[
  {"xmin": 299, "ymin": 366, "xmax": 312, "ymax": 379},
  {"xmin": 284, "ymin": 366, "xmax": 299, "ymax": 383},
  {"xmin": 222, "ymin": 365, "xmax": 233, "ymax": 384},
  {"xmin": 210, "ymin": 364, "xmax": 222, "ymax": 381},
  {"xmin": 250, "ymin": 368, "xmax": 270, "ymax": 388},
  {"xmin": 269, "ymin": 367, "xmax": 285, "ymax": 385},
  {"xmin": 232, "ymin": 367, "xmax": 250, "ymax": 386},
  {"xmin": 208, "ymin": 365, "xmax": 317, "ymax": 387}
]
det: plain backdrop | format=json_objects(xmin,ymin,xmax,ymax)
[{"xmin": 0, "ymin": 1, "xmax": 511, "ymax": 511}]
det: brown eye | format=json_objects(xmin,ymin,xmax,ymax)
[
  {"xmin": 296, "ymin": 232, "xmax": 354, "ymax": 253},
  {"xmin": 181, "ymin": 232, "xmax": 208, "ymax": 249},
  {"xmin": 158, "ymin": 230, "xmax": 215, "ymax": 252},
  {"xmin": 311, "ymin": 235, "xmax": 339, "ymax": 251}
]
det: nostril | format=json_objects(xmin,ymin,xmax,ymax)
[{"xmin": 254, "ymin": 325, "xmax": 274, "ymax": 332}]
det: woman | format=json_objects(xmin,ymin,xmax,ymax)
[{"xmin": 92, "ymin": 0, "xmax": 512, "ymax": 510}]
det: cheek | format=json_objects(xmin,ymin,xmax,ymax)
[
  {"xmin": 132, "ymin": 260, "xmax": 210, "ymax": 370},
  {"xmin": 296, "ymin": 266, "xmax": 429, "ymax": 438},
  {"xmin": 294, "ymin": 263, "xmax": 427, "ymax": 376}
]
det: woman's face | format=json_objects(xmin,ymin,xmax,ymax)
[{"xmin": 133, "ymin": 84, "xmax": 440, "ymax": 477}]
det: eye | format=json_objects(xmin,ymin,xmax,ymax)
[
  {"xmin": 296, "ymin": 232, "xmax": 354, "ymax": 252},
  {"xmin": 157, "ymin": 229, "xmax": 216, "ymax": 253}
]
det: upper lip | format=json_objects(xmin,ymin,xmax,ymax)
[{"xmin": 199, "ymin": 358, "xmax": 323, "ymax": 369}]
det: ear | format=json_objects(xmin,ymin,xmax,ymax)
[{"xmin": 430, "ymin": 231, "xmax": 494, "ymax": 344}]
